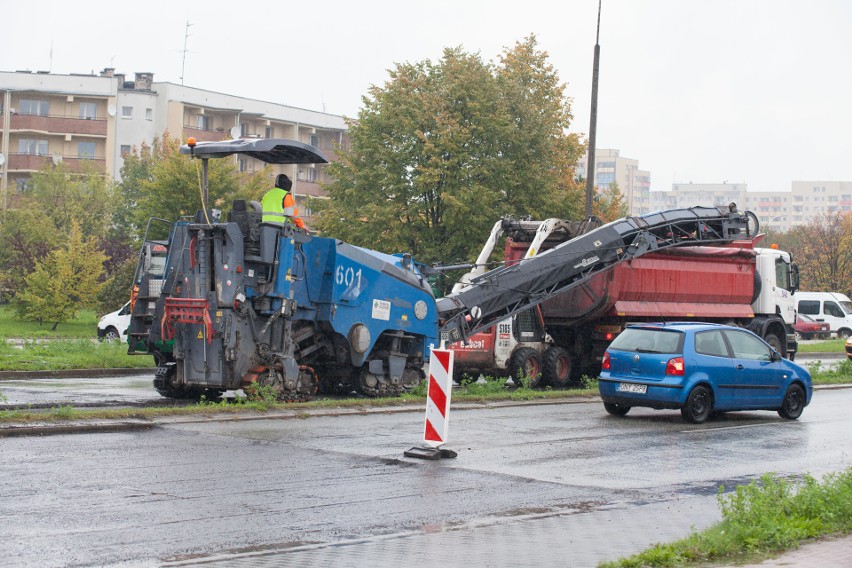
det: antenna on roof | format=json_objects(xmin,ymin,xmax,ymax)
[{"xmin": 180, "ymin": 21, "xmax": 193, "ymax": 85}]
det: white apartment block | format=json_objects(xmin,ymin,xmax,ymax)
[
  {"xmin": 577, "ymin": 149, "xmax": 651, "ymax": 216},
  {"xmin": 0, "ymin": 69, "xmax": 349, "ymax": 220},
  {"xmin": 650, "ymin": 181, "xmax": 852, "ymax": 233}
]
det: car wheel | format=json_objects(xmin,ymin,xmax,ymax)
[
  {"xmin": 509, "ymin": 347, "xmax": 542, "ymax": 388},
  {"xmin": 681, "ymin": 385, "xmax": 712, "ymax": 424},
  {"xmin": 778, "ymin": 384, "xmax": 805, "ymax": 420},
  {"xmin": 102, "ymin": 327, "xmax": 120, "ymax": 342},
  {"xmin": 839, "ymin": 329, "xmax": 852, "ymax": 339},
  {"xmin": 542, "ymin": 346, "xmax": 573, "ymax": 388},
  {"xmin": 603, "ymin": 402, "xmax": 630, "ymax": 416}
]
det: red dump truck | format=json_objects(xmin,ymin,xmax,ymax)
[{"xmin": 448, "ymin": 218, "xmax": 800, "ymax": 386}]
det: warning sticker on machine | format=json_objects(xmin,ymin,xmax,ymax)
[{"xmin": 372, "ymin": 299, "xmax": 391, "ymax": 321}]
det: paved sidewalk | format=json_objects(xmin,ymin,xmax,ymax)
[{"xmin": 730, "ymin": 534, "xmax": 852, "ymax": 567}]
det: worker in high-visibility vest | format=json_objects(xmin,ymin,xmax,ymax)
[{"xmin": 261, "ymin": 174, "xmax": 305, "ymax": 228}]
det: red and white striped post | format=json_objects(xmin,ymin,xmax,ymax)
[{"xmin": 405, "ymin": 346, "xmax": 458, "ymax": 459}]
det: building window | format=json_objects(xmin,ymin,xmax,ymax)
[
  {"xmin": 237, "ymin": 158, "xmax": 246, "ymax": 173},
  {"xmin": 19, "ymin": 99, "xmax": 49, "ymax": 116},
  {"xmin": 120, "ymin": 145, "xmax": 132, "ymax": 156},
  {"xmin": 145, "ymin": 108, "xmax": 153, "ymax": 120},
  {"xmin": 196, "ymin": 115, "xmax": 209, "ymax": 130},
  {"xmin": 240, "ymin": 123, "xmax": 249, "ymax": 137},
  {"xmin": 265, "ymin": 126, "xmax": 273, "ymax": 139},
  {"xmin": 15, "ymin": 178, "xmax": 29, "ymax": 194},
  {"xmin": 18, "ymin": 139, "xmax": 48, "ymax": 156},
  {"xmin": 121, "ymin": 106, "xmax": 133, "ymax": 118},
  {"xmin": 79, "ymin": 102, "xmax": 97, "ymax": 119},
  {"xmin": 77, "ymin": 142, "xmax": 96, "ymax": 159},
  {"xmin": 310, "ymin": 133, "xmax": 319, "ymax": 147}
]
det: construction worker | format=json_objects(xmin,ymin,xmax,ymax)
[{"xmin": 261, "ymin": 174, "xmax": 305, "ymax": 228}]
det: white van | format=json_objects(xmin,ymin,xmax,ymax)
[
  {"xmin": 97, "ymin": 302, "xmax": 131, "ymax": 342},
  {"xmin": 795, "ymin": 292, "xmax": 852, "ymax": 338}
]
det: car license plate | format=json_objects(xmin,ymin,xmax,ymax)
[{"xmin": 617, "ymin": 383, "xmax": 647, "ymax": 394}]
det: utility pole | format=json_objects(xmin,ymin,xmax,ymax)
[
  {"xmin": 585, "ymin": 0, "xmax": 602, "ymax": 219},
  {"xmin": 180, "ymin": 21, "xmax": 193, "ymax": 85}
]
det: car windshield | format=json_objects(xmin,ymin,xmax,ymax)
[
  {"xmin": 609, "ymin": 328, "xmax": 684, "ymax": 354},
  {"xmin": 841, "ymin": 301, "xmax": 852, "ymax": 314}
]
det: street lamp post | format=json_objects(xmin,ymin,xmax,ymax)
[{"xmin": 585, "ymin": 0, "xmax": 602, "ymax": 219}]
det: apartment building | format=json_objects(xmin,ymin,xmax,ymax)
[
  {"xmin": 0, "ymin": 69, "xmax": 348, "ymax": 220},
  {"xmin": 649, "ymin": 181, "xmax": 852, "ymax": 233},
  {"xmin": 577, "ymin": 149, "xmax": 651, "ymax": 216}
]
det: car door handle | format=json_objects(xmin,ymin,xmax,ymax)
[{"xmin": 736, "ymin": 364, "xmax": 744, "ymax": 370}]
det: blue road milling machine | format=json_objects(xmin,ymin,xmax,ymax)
[{"xmin": 128, "ymin": 137, "xmax": 758, "ymax": 402}]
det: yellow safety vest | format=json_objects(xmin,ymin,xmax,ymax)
[{"xmin": 261, "ymin": 187, "xmax": 294, "ymax": 223}]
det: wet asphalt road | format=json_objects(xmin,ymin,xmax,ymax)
[{"xmin": 0, "ymin": 386, "xmax": 850, "ymax": 567}]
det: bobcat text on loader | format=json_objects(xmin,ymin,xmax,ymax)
[
  {"xmin": 445, "ymin": 216, "xmax": 799, "ymax": 387},
  {"xmin": 128, "ymin": 137, "xmax": 761, "ymax": 402}
]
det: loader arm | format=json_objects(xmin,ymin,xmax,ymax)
[{"xmin": 436, "ymin": 205, "xmax": 758, "ymax": 343}]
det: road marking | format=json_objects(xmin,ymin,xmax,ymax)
[{"xmin": 680, "ymin": 422, "xmax": 781, "ymax": 433}]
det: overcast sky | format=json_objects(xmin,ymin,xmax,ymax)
[{"xmin": 3, "ymin": 0, "xmax": 851, "ymax": 192}]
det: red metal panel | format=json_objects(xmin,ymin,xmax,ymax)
[
  {"xmin": 612, "ymin": 301, "xmax": 754, "ymax": 318},
  {"xmin": 540, "ymin": 242, "xmax": 758, "ymax": 323},
  {"xmin": 448, "ymin": 327, "xmax": 496, "ymax": 367}
]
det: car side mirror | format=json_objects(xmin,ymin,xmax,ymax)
[{"xmin": 770, "ymin": 350, "xmax": 782, "ymax": 362}]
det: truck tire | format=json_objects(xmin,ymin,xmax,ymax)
[
  {"xmin": 509, "ymin": 347, "xmax": 542, "ymax": 388},
  {"xmin": 542, "ymin": 346, "xmax": 573, "ymax": 388},
  {"xmin": 763, "ymin": 332, "xmax": 783, "ymax": 356}
]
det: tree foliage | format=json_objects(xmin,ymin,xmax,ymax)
[
  {"xmin": 0, "ymin": 163, "xmax": 113, "ymax": 297},
  {"xmin": 785, "ymin": 212, "xmax": 852, "ymax": 295},
  {"xmin": 15, "ymin": 221, "xmax": 105, "ymax": 330},
  {"xmin": 593, "ymin": 181, "xmax": 628, "ymax": 222},
  {"xmin": 312, "ymin": 36, "xmax": 585, "ymax": 271},
  {"xmin": 113, "ymin": 133, "xmax": 269, "ymax": 239}
]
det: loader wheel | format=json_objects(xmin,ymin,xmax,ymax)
[
  {"xmin": 509, "ymin": 347, "xmax": 542, "ymax": 388},
  {"xmin": 542, "ymin": 346, "xmax": 573, "ymax": 388}
]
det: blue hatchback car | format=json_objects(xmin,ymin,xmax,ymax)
[{"xmin": 598, "ymin": 322, "xmax": 813, "ymax": 423}]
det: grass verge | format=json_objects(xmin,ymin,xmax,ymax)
[
  {"xmin": 600, "ymin": 468, "xmax": 852, "ymax": 568},
  {"xmin": 797, "ymin": 337, "xmax": 845, "ymax": 353},
  {"xmin": 0, "ymin": 377, "xmax": 599, "ymax": 424},
  {"xmin": 805, "ymin": 358, "xmax": 852, "ymax": 385},
  {"xmin": 0, "ymin": 305, "xmax": 100, "ymax": 339},
  {"xmin": 0, "ymin": 339, "xmax": 152, "ymax": 371}
]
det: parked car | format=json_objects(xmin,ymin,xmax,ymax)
[
  {"xmin": 795, "ymin": 291, "xmax": 852, "ymax": 338},
  {"xmin": 598, "ymin": 322, "xmax": 812, "ymax": 424},
  {"xmin": 846, "ymin": 336, "xmax": 852, "ymax": 361},
  {"xmin": 794, "ymin": 314, "xmax": 831, "ymax": 340},
  {"xmin": 97, "ymin": 302, "xmax": 131, "ymax": 342}
]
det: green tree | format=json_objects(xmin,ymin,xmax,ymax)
[
  {"xmin": 593, "ymin": 181, "xmax": 628, "ymax": 222},
  {"xmin": 787, "ymin": 212, "xmax": 852, "ymax": 295},
  {"xmin": 116, "ymin": 133, "xmax": 269, "ymax": 235},
  {"xmin": 26, "ymin": 161, "xmax": 114, "ymax": 240},
  {"xmin": 96, "ymin": 256, "xmax": 137, "ymax": 315},
  {"xmin": 16, "ymin": 221, "xmax": 105, "ymax": 330},
  {"xmin": 0, "ymin": 163, "xmax": 113, "ymax": 298},
  {"xmin": 313, "ymin": 36, "xmax": 584, "ymax": 272}
]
